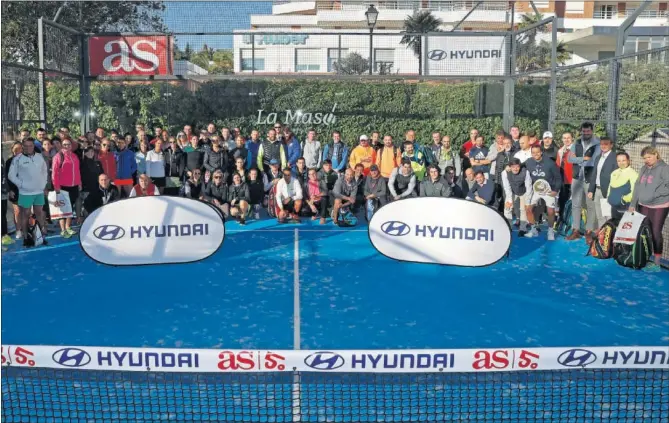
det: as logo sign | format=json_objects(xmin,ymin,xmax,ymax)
[
  {"xmin": 368, "ymin": 197, "xmax": 511, "ymax": 267},
  {"xmin": 88, "ymin": 36, "xmax": 172, "ymax": 76},
  {"xmin": 79, "ymin": 196, "xmax": 225, "ymax": 266}
]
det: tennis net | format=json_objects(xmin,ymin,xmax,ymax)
[{"xmin": 2, "ymin": 345, "xmax": 668, "ymax": 422}]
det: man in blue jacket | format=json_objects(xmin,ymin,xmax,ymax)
[
  {"xmin": 283, "ymin": 127, "xmax": 301, "ymax": 170},
  {"xmin": 115, "ymin": 137, "xmax": 138, "ymax": 197},
  {"xmin": 321, "ymin": 131, "xmax": 349, "ymax": 174},
  {"xmin": 525, "ymin": 145, "xmax": 562, "ymax": 240}
]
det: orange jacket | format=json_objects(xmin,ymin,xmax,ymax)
[{"xmin": 375, "ymin": 145, "xmax": 401, "ymax": 178}]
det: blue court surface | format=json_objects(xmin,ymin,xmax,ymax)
[{"xmin": 2, "ymin": 220, "xmax": 668, "ymax": 350}]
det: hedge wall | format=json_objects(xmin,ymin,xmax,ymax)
[{"xmin": 40, "ymin": 67, "xmax": 666, "ymax": 148}]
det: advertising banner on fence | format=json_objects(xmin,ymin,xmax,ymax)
[
  {"xmin": 88, "ymin": 36, "xmax": 173, "ymax": 76},
  {"xmin": 79, "ymin": 196, "xmax": 225, "ymax": 266},
  {"xmin": 426, "ymin": 35, "xmax": 508, "ymax": 76},
  {"xmin": 3, "ymin": 345, "xmax": 667, "ymax": 373},
  {"xmin": 613, "ymin": 211, "xmax": 647, "ymax": 245},
  {"xmin": 368, "ymin": 197, "xmax": 511, "ymax": 267}
]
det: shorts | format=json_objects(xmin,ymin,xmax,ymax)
[
  {"xmin": 18, "ymin": 193, "xmax": 45, "ymax": 208},
  {"xmin": 530, "ymin": 192, "xmax": 556, "ymax": 209},
  {"xmin": 152, "ymin": 177, "xmax": 166, "ymax": 188},
  {"xmin": 61, "ymin": 185, "xmax": 80, "ymax": 206}
]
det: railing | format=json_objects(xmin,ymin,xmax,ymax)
[
  {"xmin": 593, "ymin": 10, "xmax": 617, "ymax": 19},
  {"xmin": 626, "ymin": 8, "xmax": 668, "ymax": 18},
  {"xmin": 292, "ymin": 0, "xmax": 510, "ymax": 12}
]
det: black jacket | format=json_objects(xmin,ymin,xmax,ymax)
[
  {"xmin": 185, "ymin": 148, "xmax": 205, "ymax": 171},
  {"xmin": 588, "ymin": 150, "xmax": 617, "ymax": 198},
  {"xmin": 83, "ymin": 185, "xmax": 120, "ymax": 214},
  {"xmin": 164, "ymin": 148, "xmax": 186, "ymax": 178},
  {"xmin": 247, "ymin": 179, "xmax": 264, "ymax": 205},
  {"xmin": 228, "ymin": 183, "xmax": 250, "ymax": 203},
  {"xmin": 204, "ymin": 181, "xmax": 228, "ymax": 203},
  {"xmin": 203, "ymin": 148, "xmax": 229, "ymax": 174},
  {"xmin": 80, "ymin": 157, "xmax": 104, "ymax": 192}
]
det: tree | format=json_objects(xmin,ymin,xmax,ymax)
[
  {"xmin": 1, "ymin": 1, "xmax": 166, "ymax": 65},
  {"xmin": 515, "ymin": 12, "xmax": 571, "ymax": 73},
  {"xmin": 209, "ymin": 50, "xmax": 234, "ymax": 75},
  {"xmin": 333, "ymin": 52, "xmax": 369, "ymax": 75},
  {"xmin": 400, "ymin": 10, "xmax": 442, "ymax": 76}
]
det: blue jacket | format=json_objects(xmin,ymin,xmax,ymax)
[
  {"xmin": 115, "ymin": 148, "xmax": 138, "ymax": 179},
  {"xmin": 245, "ymin": 139, "xmax": 261, "ymax": 170},
  {"xmin": 286, "ymin": 136, "xmax": 301, "ymax": 168},
  {"xmin": 322, "ymin": 142, "xmax": 349, "ymax": 172},
  {"xmin": 467, "ymin": 180, "xmax": 496, "ymax": 206}
]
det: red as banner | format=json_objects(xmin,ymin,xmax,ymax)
[{"xmin": 88, "ymin": 36, "xmax": 172, "ymax": 76}]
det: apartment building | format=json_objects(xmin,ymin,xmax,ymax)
[{"xmin": 232, "ymin": 1, "xmax": 669, "ymax": 74}]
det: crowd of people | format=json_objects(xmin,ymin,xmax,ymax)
[{"xmin": 1, "ymin": 122, "xmax": 668, "ymax": 265}]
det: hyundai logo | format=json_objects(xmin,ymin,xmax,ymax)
[
  {"xmin": 557, "ymin": 349, "xmax": 597, "ymax": 367},
  {"xmin": 94, "ymin": 225, "xmax": 125, "ymax": 241},
  {"xmin": 52, "ymin": 348, "xmax": 91, "ymax": 368},
  {"xmin": 381, "ymin": 221, "xmax": 411, "ymax": 237},
  {"xmin": 304, "ymin": 352, "xmax": 345, "ymax": 370},
  {"xmin": 428, "ymin": 49, "xmax": 447, "ymax": 61}
]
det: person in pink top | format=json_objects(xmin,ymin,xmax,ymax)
[{"xmin": 52, "ymin": 139, "xmax": 82, "ymax": 238}]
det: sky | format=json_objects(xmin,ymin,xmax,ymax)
[{"xmin": 163, "ymin": 1, "xmax": 272, "ymax": 50}]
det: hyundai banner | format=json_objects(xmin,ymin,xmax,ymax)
[
  {"xmin": 426, "ymin": 35, "xmax": 507, "ymax": 76},
  {"xmin": 79, "ymin": 196, "xmax": 225, "ymax": 266},
  {"xmin": 368, "ymin": 197, "xmax": 512, "ymax": 267},
  {"xmin": 3, "ymin": 345, "xmax": 667, "ymax": 373}
]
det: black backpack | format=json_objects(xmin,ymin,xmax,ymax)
[{"xmin": 613, "ymin": 218, "xmax": 654, "ymax": 269}]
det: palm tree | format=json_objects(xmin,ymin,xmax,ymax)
[
  {"xmin": 515, "ymin": 12, "xmax": 571, "ymax": 72},
  {"xmin": 400, "ymin": 10, "xmax": 442, "ymax": 75}
]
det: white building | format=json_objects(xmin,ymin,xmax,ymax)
[{"xmin": 232, "ymin": 1, "xmax": 668, "ymax": 74}]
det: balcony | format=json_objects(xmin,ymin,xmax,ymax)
[
  {"xmin": 625, "ymin": 9, "xmax": 668, "ymax": 18},
  {"xmin": 275, "ymin": 0, "xmax": 510, "ymax": 12},
  {"xmin": 593, "ymin": 10, "xmax": 617, "ymax": 19}
]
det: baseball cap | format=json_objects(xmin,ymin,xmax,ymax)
[
  {"xmin": 269, "ymin": 159, "xmax": 279, "ymax": 165},
  {"xmin": 370, "ymin": 164, "xmax": 379, "ymax": 171},
  {"xmin": 359, "ymin": 134, "xmax": 369, "ymax": 141},
  {"xmin": 543, "ymin": 131, "xmax": 553, "ymax": 139}
]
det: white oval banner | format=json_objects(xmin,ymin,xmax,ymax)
[
  {"xmin": 368, "ymin": 197, "xmax": 511, "ymax": 267},
  {"xmin": 80, "ymin": 196, "xmax": 225, "ymax": 266}
]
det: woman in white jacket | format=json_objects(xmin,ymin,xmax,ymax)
[{"xmin": 145, "ymin": 139, "xmax": 166, "ymax": 194}]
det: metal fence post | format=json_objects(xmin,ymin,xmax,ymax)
[
  {"xmin": 37, "ymin": 18, "xmax": 48, "ymax": 129},
  {"xmin": 251, "ymin": 34, "xmax": 255, "ymax": 76},
  {"xmin": 421, "ymin": 35, "xmax": 428, "ymax": 77},
  {"xmin": 503, "ymin": 32, "xmax": 516, "ymax": 131},
  {"xmin": 80, "ymin": 33, "xmax": 90, "ymax": 134},
  {"xmin": 548, "ymin": 17, "xmax": 558, "ymax": 133}
]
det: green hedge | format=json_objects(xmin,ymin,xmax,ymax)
[{"xmin": 40, "ymin": 71, "xmax": 666, "ymax": 148}]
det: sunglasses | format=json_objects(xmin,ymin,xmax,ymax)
[
  {"xmin": 213, "ymin": 176, "xmax": 222, "ymax": 179},
  {"xmin": 101, "ymin": 144, "xmax": 109, "ymax": 147},
  {"xmin": 62, "ymin": 143, "xmax": 71, "ymax": 147}
]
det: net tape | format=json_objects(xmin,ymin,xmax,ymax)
[{"xmin": 3, "ymin": 345, "xmax": 668, "ymax": 373}]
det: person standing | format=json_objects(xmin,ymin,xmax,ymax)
[
  {"xmin": 80, "ymin": 146, "xmax": 104, "ymax": 211},
  {"xmin": 7, "ymin": 138, "xmax": 48, "ymax": 246},
  {"xmin": 566, "ymin": 122, "xmax": 600, "ymax": 240},
  {"xmin": 97, "ymin": 139, "xmax": 117, "ymax": 185},
  {"xmin": 245, "ymin": 130, "xmax": 262, "ymax": 170},
  {"xmin": 607, "ymin": 152, "xmax": 638, "ymax": 221},
  {"xmin": 556, "ymin": 132, "xmax": 575, "ymax": 221},
  {"xmin": 541, "ymin": 131, "xmax": 558, "ymax": 162},
  {"xmin": 284, "ymin": 127, "xmax": 301, "ymax": 170},
  {"xmin": 114, "ymin": 137, "xmax": 138, "ymax": 197},
  {"xmin": 375, "ymin": 135, "xmax": 401, "ymax": 181},
  {"xmin": 629, "ymin": 147, "xmax": 669, "ymax": 266},
  {"xmin": 51, "ymin": 138, "xmax": 81, "ymax": 239},
  {"xmin": 321, "ymin": 131, "xmax": 348, "ymax": 174},
  {"xmin": 349, "ymin": 135, "xmax": 376, "ymax": 176},
  {"xmin": 184, "ymin": 135, "xmax": 205, "ymax": 173},
  {"xmin": 135, "ymin": 140, "xmax": 149, "ymax": 176},
  {"xmin": 301, "ymin": 129, "xmax": 322, "ymax": 170},
  {"xmin": 146, "ymin": 139, "xmax": 167, "ymax": 193},
  {"xmin": 435, "ymin": 136, "xmax": 461, "ymax": 181},
  {"xmin": 164, "ymin": 137, "xmax": 185, "ymax": 196},
  {"xmin": 587, "ymin": 137, "xmax": 616, "ymax": 228},
  {"xmin": 257, "ymin": 129, "xmax": 287, "ymax": 175},
  {"xmin": 502, "ymin": 158, "xmax": 533, "ymax": 236}
]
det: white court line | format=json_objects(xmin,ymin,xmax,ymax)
[{"xmin": 293, "ymin": 228, "xmax": 301, "ymax": 350}]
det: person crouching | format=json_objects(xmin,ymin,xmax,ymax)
[{"xmin": 275, "ymin": 167, "xmax": 303, "ymax": 223}]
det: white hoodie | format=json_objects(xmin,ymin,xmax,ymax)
[
  {"xmin": 275, "ymin": 177, "xmax": 303, "ymax": 209},
  {"xmin": 8, "ymin": 153, "xmax": 48, "ymax": 196}
]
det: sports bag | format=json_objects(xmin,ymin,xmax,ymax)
[
  {"xmin": 613, "ymin": 218, "xmax": 654, "ymax": 269},
  {"xmin": 586, "ymin": 219, "xmax": 616, "ymax": 259},
  {"xmin": 365, "ymin": 198, "xmax": 380, "ymax": 222},
  {"xmin": 25, "ymin": 214, "xmax": 44, "ymax": 247},
  {"xmin": 266, "ymin": 184, "xmax": 278, "ymax": 218},
  {"xmin": 337, "ymin": 207, "xmax": 358, "ymax": 227},
  {"xmin": 557, "ymin": 199, "xmax": 586, "ymax": 237}
]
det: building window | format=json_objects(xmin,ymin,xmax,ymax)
[
  {"xmin": 596, "ymin": 5, "xmax": 616, "ymax": 19},
  {"xmin": 240, "ymin": 49, "xmax": 265, "ymax": 71},
  {"xmin": 328, "ymin": 48, "xmax": 349, "ymax": 72},
  {"xmin": 295, "ymin": 49, "xmax": 321, "ymax": 72},
  {"xmin": 374, "ymin": 49, "xmax": 394, "ymax": 73}
]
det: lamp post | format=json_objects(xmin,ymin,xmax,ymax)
[{"xmin": 365, "ymin": 5, "xmax": 379, "ymax": 75}]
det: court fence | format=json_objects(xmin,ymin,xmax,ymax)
[{"xmin": 2, "ymin": 344, "xmax": 668, "ymax": 422}]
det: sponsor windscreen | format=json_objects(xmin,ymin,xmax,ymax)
[
  {"xmin": 368, "ymin": 197, "xmax": 511, "ymax": 267},
  {"xmin": 3, "ymin": 345, "xmax": 668, "ymax": 373},
  {"xmin": 88, "ymin": 36, "xmax": 173, "ymax": 76},
  {"xmin": 79, "ymin": 196, "xmax": 225, "ymax": 266}
]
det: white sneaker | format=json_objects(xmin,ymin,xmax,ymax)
[
  {"xmin": 15, "ymin": 230, "xmax": 23, "ymax": 240},
  {"xmin": 547, "ymin": 228, "xmax": 555, "ymax": 241},
  {"xmin": 524, "ymin": 227, "xmax": 539, "ymax": 238}
]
